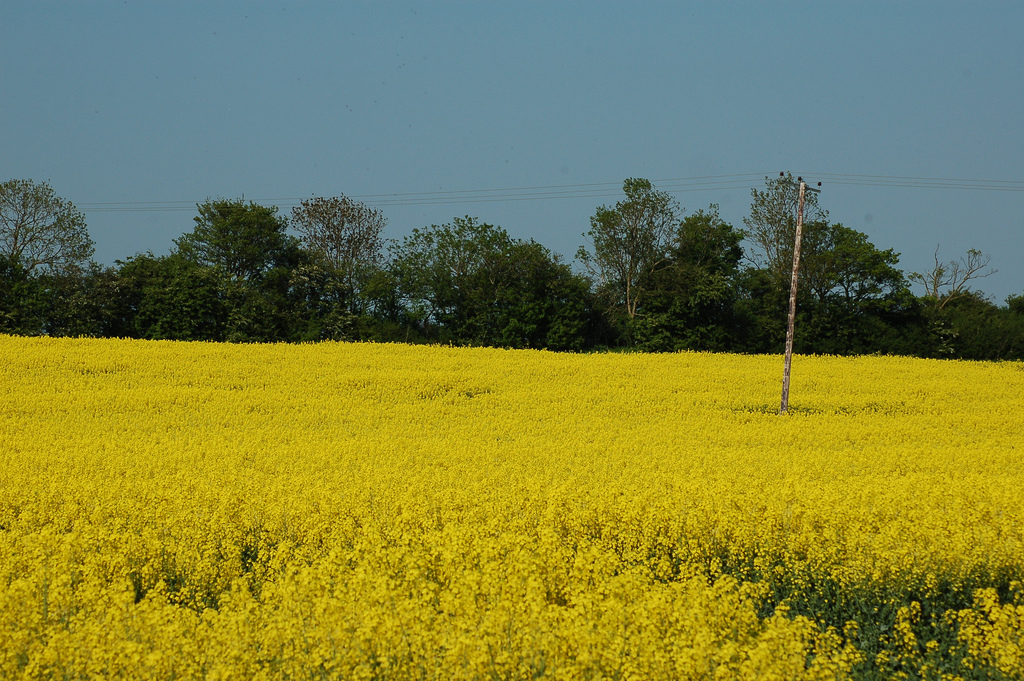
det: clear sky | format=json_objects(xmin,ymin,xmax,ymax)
[{"xmin": 3, "ymin": 2, "xmax": 1022, "ymax": 301}]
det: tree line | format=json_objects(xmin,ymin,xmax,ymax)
[{"xmin": 2, "ymin": 175, "xmax": 1022, "ymax": 360}]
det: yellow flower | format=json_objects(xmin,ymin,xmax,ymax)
[{"xmin": 0, "ymin": 335, "xmax": 1022, "ymax": 679}]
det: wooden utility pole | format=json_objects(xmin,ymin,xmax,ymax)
[{"xmin": 780, "ymin": 175, "xmax": 820, "ymax": 415}]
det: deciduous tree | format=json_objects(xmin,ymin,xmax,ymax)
[
  {"xmin": 173, "ymin": 199, "xmax": 310, "ymax": 342},
  {"xmin": 743, "ymin": 172, "xmax": 827, "ymax": 283},
  {"xmin": 577, "ymin": 178, "xmax": 679, "ymax": 321},
  {"xmin": 635, "ymin": 205, "xmax": 744, "ymax": 352},
  {"xmin": 391, "ymin": 217, "xmax": 593, "ymax": 348},
  {"xmin": 175, "ymin": 199, "xmax": 297, "ymax": 283},
  {"xmin": 0, "ymin": 179, "xmax": 93, "ymax": 275},
  {"xmin": 290, "ymin": 195, "xmax": 386, "ymax": 313},
  {"xmin": 797, "ymin": 223, "xmax": 919, "ymax": 355},
  {"xmin": 909, "ymin": 246, "xmax": 995, "ymax": 309}
]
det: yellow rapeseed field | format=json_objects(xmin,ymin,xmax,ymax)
[{"xmin": 1, "ymin": 335, "xmax": 1023, "ymax": 680}]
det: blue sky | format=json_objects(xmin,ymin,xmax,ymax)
[{"xmin": 3, "ymin": 2, "xmax": 1022, "ymax": 301}]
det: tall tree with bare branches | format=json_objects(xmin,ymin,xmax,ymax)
[
  {"xmin": 291, "ymin": 195, "xmax": 386, "ymax": 312},
  {"xmin": 0, "ymin": 179, "xmax": 93, "ymax": 275},
  {"xmin": 910, "ymin": 246, "xmax": 996, "ymax": 309}
]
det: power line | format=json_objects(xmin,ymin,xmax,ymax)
[
  {"xmin": 806, "ymin": 172, "xmax": 1024, "ymax": 192},
  {"xmin": 810, "ymin": 171, "xmax": 1024, "ymax": 185},
  {"xmin": 76, "ymin": 171, "xmax": 1024, "ymax": 213},
  {"xmin": 72, "ymin": 173, "xmax": 773, "ymax": 212}
]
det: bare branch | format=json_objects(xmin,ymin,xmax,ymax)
[
  {"xmin": 0, "ymin": 179, "xmax": 93, "ymax": 274},
  {"xmin": 291, "ymin": 195, "xmax": 387, "ymax": 308},
  {"xmin": 910, "ymin": 245, "xmax": 996, "ymax": 308}
]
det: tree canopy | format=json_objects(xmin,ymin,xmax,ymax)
[
  {"xmin": 0, "ymin": 176, "xmax": 1019, "ymax": 360},
  {"xmin": 743, "ymin": 172, "xmax": 827, "ymax": 283},
  {"xmin": 635, "ymin": 206, "xmax": 745, "ymax": 352},
  {"xmin": 577, "ymin": 178, "xmax": 680, "ymax": 321},
  {"xmin": 175, "ymin": 199, "xmax": 297, "ymax": 282},
  {"xmin": 291, "ymin": 195, "xmax": 386, "ymax": 313},
  {"xmin": 0, "ymin": 179, "xmax": 93, "ymax": 275},
  {"xmin": 390, "ymin": 217, "xmax": 593, "ymax": 349}
]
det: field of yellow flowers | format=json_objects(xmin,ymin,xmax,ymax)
[{"xmin": 1, "ymin": 335, "xmax": 1023, "ymax": 680}]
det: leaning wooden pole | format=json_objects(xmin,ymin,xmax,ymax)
[{"xmin": 779, "ymin": 180, "xmax": 806, "ymax": 415}]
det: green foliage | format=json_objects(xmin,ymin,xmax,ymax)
[
  {"xmin": 732, "ymin": 266, "xmax": 788, "ymax": 353},
  {"xmin": 743, "ymin": 172, "xmax": 827, "ymax": 283},
  {"xmin": 1007, "ymin": 293, "xmax": 1024, "ymax": 317},
  {"xmin": 0, "ymin": 177, "xmax": 1017, "ymax": 361},
  {"xmin": 112, "ymin": 250, "xmax": 357, "ymax": 344},
  {"xmin": 282, "ymin": 262, "xmax": 356, "ymax": 342},
  {"xmin": 578, "ymin": 178, "xmax": 680, "ymax": 322},
  {"xmin": 924, "ymin": 292, "xmax": 1024, "ymax": 361},
  {"xmin": 175, "ymin": 199, "xmax": 298, "ymax": 283},
  {"xmin": 736, "ymin": 175, "xmax": 931, "ymax": 357},
  {"xmin": 0, "ymin": 254, "xmax": 45, "ymax": 335},
  {"xmin": 390, "ymin": 217, "xmax": 594, "ymax": 349},
  {"xmin": 125, "ymin": 253, "xmax": 227, "ymax": 341},
  {"xmin": 634, "ymin": 205, "xmax": 745, "ymax": 352},
  {"xmin": 37, "ymin": 263, "xmax": 134, "ymax": 338},
  {"xmin": 169, "ymin": 199, "xmax": 334, "ymax": 343},
  {"xmin": 796, "ymin": 223, "xmax": 921, "ymax": 356}
]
